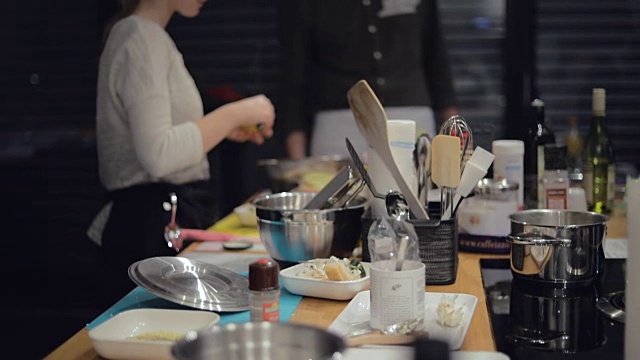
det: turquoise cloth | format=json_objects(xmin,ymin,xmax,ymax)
[{"xmin": 86, "ymin": 278, "xmax": 302, "ymax": 330}]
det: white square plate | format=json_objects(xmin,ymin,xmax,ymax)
[
  {"xmin": 328, "ymin": 290, "xmax": 478, "ymax": 350},
  {"xmin": 88, "ymin": 308, "xmax": 220, "ymax": 360},
  {"xmin": 280, "ymin": 261, "xmax": 370, "ymax": 300}
]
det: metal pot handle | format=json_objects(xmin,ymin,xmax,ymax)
[
  {"xmin": 507, "ymin": 332, "xmax": 571, "ymax": 350},
  {"xmin": 506, "ymin": 233, "xmax": 572, "ymax": 246}
]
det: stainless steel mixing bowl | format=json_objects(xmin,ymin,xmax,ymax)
[
  {"xmin": 253, "ymin": 192, "xmax": 367, "ymax": 263},
  {"xmin": 172, "ymin": 322, "xmax": 345, "ymax": 360},
  {"xmin": 257, "ymin": 156, "xmax": 353, "ymax": 192}
]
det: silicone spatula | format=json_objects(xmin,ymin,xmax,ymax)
[
  {"xmin": 442, "ymin": 146, "xmax": 495, "ymax": 220},
  {"xmin": 431, "ymin": 135, "xmax": 461, "ymax": 219}
]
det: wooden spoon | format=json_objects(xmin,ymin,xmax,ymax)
[
  {"xmin": 346, "ymin": 330, "xmax": 429, "ymax": 347},
  {"xmin": 347, "ymin": 80, "xmax": 429, "ymax": 220}
]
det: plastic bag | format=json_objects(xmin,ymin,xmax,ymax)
[{"xmin": 367, "ymin": 217, "xmax": 420, "ymax": 270}]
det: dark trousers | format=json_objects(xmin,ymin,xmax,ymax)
[{"xmin": 99, "ymin": 180, "xmax": 217, "ymax": 308}]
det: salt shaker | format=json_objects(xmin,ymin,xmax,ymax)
[{"xmin": 248, "ymin": 258, "xmax": 280, "ymax": 322}]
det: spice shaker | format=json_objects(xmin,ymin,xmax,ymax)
[{"xmin": 248, "ymin": 258, "xmax": 280, "ymax": 322}]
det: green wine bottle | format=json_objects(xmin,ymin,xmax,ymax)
[{"xmin": 582, "ymin": 88, "xmax": 616, "ymax": 214}]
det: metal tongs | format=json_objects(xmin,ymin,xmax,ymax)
[{"xmin": 303, "ymin": 165, "xmax": 365, "ymax": 210}]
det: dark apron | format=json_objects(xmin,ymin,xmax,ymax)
[{"xmin": 99, "ymin": 180, "xmax": 217, "ymax": 306}]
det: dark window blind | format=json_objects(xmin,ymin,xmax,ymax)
[
  {"xmin": 439, "ymin": 1, "xmax": 506, "ymax": 151},
  {"xmin": 536, "ymin": 0, "xmax": 640, "ymax": 169}
]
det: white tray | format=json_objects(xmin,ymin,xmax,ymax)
[
  {"xmin": 340, "ymin": 348, "xmax": 510, "ymax": 360},
  {"xmin": 328, "ymin": 290, "xmax": 478, "ymax": 350}
]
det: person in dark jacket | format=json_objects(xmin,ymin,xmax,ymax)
[{"xmin": 277, "ymin": 0, "xmax": 458, "ymax": 159}]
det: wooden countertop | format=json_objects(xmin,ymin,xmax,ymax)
[{"xmin": 45, "ymin": 213, "xmax": 627, "ymax": 360}]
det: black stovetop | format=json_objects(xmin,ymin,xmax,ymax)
[{"xmin": 481, "ymin": 258, "xmax": 625, "ymax": 360}]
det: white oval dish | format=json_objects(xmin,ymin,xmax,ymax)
[
  {"xmin": 88, "ymin": 308, "xmax": 220, "ymax": 360},
  {"xmin": 280, "ymin": 260, "xmax": 370, "ymax": 301}
]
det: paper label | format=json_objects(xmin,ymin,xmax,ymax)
[
  {"xmin": 545, "ymin": 187, "xmax": 568, "ymax": 210},
  {"xmin": 262, "ymin": 301, "xmax": 279, "ymax": 322}
]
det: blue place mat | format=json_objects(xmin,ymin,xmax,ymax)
[{"xmin": 86, "ymin": 276, "xmax": 302, "ymax": 330}]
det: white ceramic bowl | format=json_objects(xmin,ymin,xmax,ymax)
[
  {"xmin": 88, "ymin": 308, "xmax": 220, "ymax": 360},
  {"xmin": 280, "ymin": 260, "xmax": 370, "ymax": 300}
]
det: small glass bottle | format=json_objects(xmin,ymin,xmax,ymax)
[
  {"xmin": 248, "ymin": 258, "xmax": 280, "ymax": 322},
  {"xmin": 542, "ymin": 144, "xmax": 570, "ymax": 210}
]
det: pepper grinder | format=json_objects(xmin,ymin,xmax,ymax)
[{"xmin": 249, "ymin": 258, "xmax": 280, "ymax": 322}]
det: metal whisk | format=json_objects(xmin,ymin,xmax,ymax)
[{"xmin": 439, "ymin": 115, "xmax": 474, "ymax": 172}]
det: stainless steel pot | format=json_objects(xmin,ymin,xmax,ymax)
[
  {"xmin": 506, "ymin": 210, "xmax": 608, "ymax": 286},
  {"xmin": 172, "ymin": 322, "xmax": 345, "ymax": 360},
  {"xmin": 507, "ymin": 278, "xmax": 605, "ymax": 352}
]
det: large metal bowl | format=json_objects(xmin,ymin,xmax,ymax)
[
  {"xmin": 252, "ymin": 192, "xmax": 367, "ymax": 264},
  {"xmin": 257, "ymin": 156, "xmax": 353, "ymax": 192},
  {"xmin": 172, "ymin": 322, "xmax": 345, "ymax": 360}
]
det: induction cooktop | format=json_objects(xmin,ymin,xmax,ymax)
[{"xmin": 481, "ymin": 258, "xmax": 625, "ymax": 360}]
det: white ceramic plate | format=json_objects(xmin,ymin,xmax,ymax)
[
  {"xmin": 340, "ymin": 348, "xmax": 510, "ymax": 360},
  {"xmin": 280, "ymin": 261, "xmax": 370, "ymax": 300},
  {"xmin": 328, "ymin": 290, "xmax": 478, "ymax": 350},
  {"xmin": 88, "ymin": 308, "xmax": 220, "ymax": 360}
]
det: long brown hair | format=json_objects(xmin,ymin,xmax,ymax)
[{"xmin": 103, "ymin": 0, "xmax": 140, "ymax": 41}]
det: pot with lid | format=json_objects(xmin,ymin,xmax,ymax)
[{"xmin": 506, "ymin": 209, "xmax": 607, "ymax": 287}]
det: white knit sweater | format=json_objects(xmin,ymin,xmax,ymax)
[{"xmin": 96, "ymin": 15, "xmax": 209, "ymax": 191}]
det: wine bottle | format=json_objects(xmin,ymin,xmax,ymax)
[
  {"xmin": 582, "ymin": 88, "xmax": 616, "ymax": 214},
  {"xmin": 523, "ymin": 99, "xmax": 556, "ymax": 209}
]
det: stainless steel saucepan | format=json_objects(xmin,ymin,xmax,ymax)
[{"xmin": 506, "ymin": 209, "xmax": 608, "ymax": 286}]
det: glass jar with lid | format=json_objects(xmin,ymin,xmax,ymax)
[{"xmin": 457, "ymin": 178, "xmax": 519, "ymax": 254}]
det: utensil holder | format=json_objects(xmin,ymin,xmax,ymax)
[
  {"xmin": 409, "ymin": 217, "xmax": 458, "ymax": 285},
  {"xmin": 362, "ymin": 210, "xmax": 458, "ymax": 284}
]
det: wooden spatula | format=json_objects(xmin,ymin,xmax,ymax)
[
  {"xmin": 431, "ymin": 135, "xmax": 461, "ymax": 219},
  {"xmin": 347, "ymin": 80, "xmax": 429, "ymax": 220},
  {"xmin": 346, "ymin": 330, "xmax": 429, "ymax": 347}
]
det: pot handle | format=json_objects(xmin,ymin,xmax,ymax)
[
  {"xmin": 506, "ymin": 233, "xmax": 572, "ymax": 246},
  {"xmin": 507, "ymin": 332, "xmax": 571, "ymax": 350}
]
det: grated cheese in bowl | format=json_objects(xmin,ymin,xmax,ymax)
[
  {"xmin": 436, "ymin": 294, "xmax": 464, "ymax": 327},
  {"xmin": 296, "ymin": 256, "xmax": 365, "ymax": 281}
]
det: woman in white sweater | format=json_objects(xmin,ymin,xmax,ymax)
[{"xmin": 93, "ymin": 0, "xmax": 275, "ymax": 305}]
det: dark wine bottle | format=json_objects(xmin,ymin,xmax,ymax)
[
  {"xmin": 524, "ymin": 99, "xmax": 556, "ymax": 209},
  {"xmin": 582, "ymin": 88, "xmax": 616, "ymax": 214}
]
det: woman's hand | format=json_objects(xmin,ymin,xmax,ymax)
[
  {"xmin": 197, "ymin": 94, "xmax": 276, "ymax": 152},
  {"xmin": 225, "ymin": 94, "xmax": 275, "ymax": 145}
]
